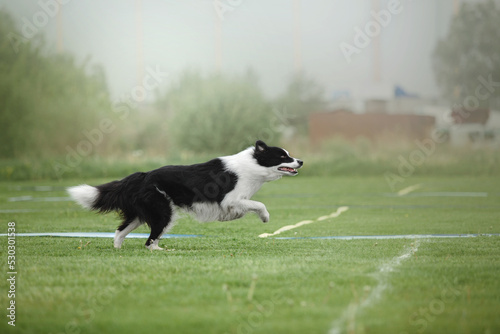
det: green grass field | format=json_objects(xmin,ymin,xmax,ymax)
[{"xmin": 1, "ymin": 175, "xmax": 499, "ymax": 334}]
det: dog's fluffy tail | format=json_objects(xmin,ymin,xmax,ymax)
[
  {"xmin": 68, "ymin": 172, "xmax": 146, "ymax": 213},
  {"xmin": 67, "ymin": 179, "xmax": 127, "ymax": 213},
  {"xmin": 67, "ymin": 185, "xmax": 99, "ymax": 210}
]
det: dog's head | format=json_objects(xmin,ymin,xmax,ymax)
[{"xmin": 253, "ymin": 140, "xmax": 303, "ymax": 177}]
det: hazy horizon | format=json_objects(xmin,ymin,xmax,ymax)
[{"xmin": 2, "ymin": 0, "xmax": 462, "ymax": 101}]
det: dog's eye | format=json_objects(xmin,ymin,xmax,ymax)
[{"xmin": 280, "ymin": 155, "xmax": 286, "ymax": 159}]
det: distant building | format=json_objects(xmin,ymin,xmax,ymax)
[{"xmin": 309, "ymin": 110, "xmax": 435, "ymax": 145}]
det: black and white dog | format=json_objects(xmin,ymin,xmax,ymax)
[{"xmin": 67, "ymin": 140, "xmax": 303, "ymax": 250}]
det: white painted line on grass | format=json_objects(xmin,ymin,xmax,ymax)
[
  {"xmin": 258, "ymin": 206, "xmax": 349, "ymax": 238},
  {"xmin": 328, "ymin": 240, "xmax": 420, "ymax": 334},
  {"xmin": 387, "ymin": 191, "xmax": 488, "ymax": 198},
  {"xmin": 8, "ymin": 196, "xmax": 73, "ymax": 202},
  {"xmin": 405, "ymin": 192, "xmax": 487, "ymax": 197},
  {"xmin": 397, "ymin": 183, "xmax": 422, "ymax": 196},
  {"xmin": 0, "ymin": 209, "xmax": 39, "ymax": 213}
]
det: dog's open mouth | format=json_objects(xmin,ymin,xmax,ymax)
[{"xmin": 278, "ymin": 167, "xmax": 298, "ymax": 175}]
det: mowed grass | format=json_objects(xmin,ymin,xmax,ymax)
[{"xmin": 0, "ymin": 175, "xmax": 499, "ymax": 334}]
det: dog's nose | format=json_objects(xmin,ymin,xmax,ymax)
[{"xmin": 297, "ymin": 159, "xmax": 303, "ymax": 166}]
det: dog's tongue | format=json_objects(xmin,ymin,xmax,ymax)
[{"xmin": 279, "ymin": 167, "xmax": 297, "ymax": 173}]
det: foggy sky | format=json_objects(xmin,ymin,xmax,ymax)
[{"xmin": 1, "ymin": 0, "xmax": 459, "ymax": 101}]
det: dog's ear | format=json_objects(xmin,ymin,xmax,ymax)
[{"xmin": 255, "ymin": 140, "xmax": 268, "ymax": 152}]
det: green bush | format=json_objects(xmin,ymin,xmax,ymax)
[{"xmin": 0, "ymin": 10, "xmax": 112, "ymax": 158}]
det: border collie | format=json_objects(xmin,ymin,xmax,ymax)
[{"xmin": 67, "ymin": 140, "xmax": 303, "ymax": 250}]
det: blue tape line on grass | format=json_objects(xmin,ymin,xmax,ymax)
[
  {"xmin": 275, "ymin": 233, "xmax": 500, "ymax": 240},
  {"xmin": 0, "ymin": 232, "xmax": 201, "ymax": 239},
  {"xmin": 1, "ymin": 233, "xmax": 498, "ymax": 240}
]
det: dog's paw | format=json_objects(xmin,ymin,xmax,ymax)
[
  {"xmin": 146, "ymin": 244, "xmax": 164, "ymax": 250},
  {"xmin": 260, "ymin": 210, "xmax": 270, "ymax": 223}
]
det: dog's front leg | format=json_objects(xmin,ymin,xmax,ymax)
[{"xmin": 235, "ymin": 199, "xmax": 270, "ymax": 223}]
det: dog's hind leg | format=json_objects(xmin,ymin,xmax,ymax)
[
  {"xmin": 145, "ymin": 215, "xmax": 173, "ymax": 250},
  {"xmin": 144, "ymin": 198, "xmax": 175, "ymax": 251},
  {"xmin": 114, "ymin": 217, "xmax": 142, "ymax": 249}
]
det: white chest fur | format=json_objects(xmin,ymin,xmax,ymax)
[{"xmin": 187, "ymin": 148, "xmax": 274, "ymax": 223}]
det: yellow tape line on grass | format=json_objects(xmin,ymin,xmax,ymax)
[{"xmin": 258, "ymin": 206, "xmax": 349, "ymax": 238}]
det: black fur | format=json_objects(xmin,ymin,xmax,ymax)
[
  {"xmin": 91, "ymin": 159, "xmax": 237, "ymax": 247},
  {"xmin": 68, "ymin": 140, "xmax": 303, "ymax": 249},
  {"xmin": 253, "ymin": 140, "xmax": 296, "ymax": 167}
]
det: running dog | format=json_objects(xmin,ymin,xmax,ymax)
[{"xmin": 67, "ymin": 140, "xmax": 303, "ymax": 250}]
